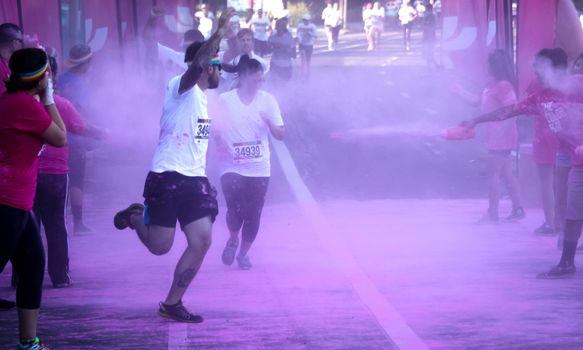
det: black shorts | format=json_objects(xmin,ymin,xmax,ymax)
[{"xmin": 142, "ymin": 171, "xmax": 218, "ymax": 229}]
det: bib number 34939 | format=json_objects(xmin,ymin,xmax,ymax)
[{"xmin": 233, "ymin": 141, "xmax": 263, "ymax": 164}]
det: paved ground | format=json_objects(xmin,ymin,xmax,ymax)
[{"xmin": 2, "ymin": 25, "xmax": 580, "ymax": 350}]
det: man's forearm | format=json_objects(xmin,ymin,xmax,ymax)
[{"xmin": 473, "ymin": 104, "xmax": 520, "ymax": 125}]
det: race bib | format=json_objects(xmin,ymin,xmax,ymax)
[
  {"xmin": 233, "ymin": 141, "xmax": 264, "ymax": 164},
  {"xmin": 195, "ymin": 118, "xmax": 211, "ymax": 142}
]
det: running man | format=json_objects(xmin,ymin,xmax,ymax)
[
  {"xmin": 113, "ymin": 8, "xmax": 235, "ymax": 322},
  {"xmin": 461, "ymin": 48, "xmax": 583, "ymax": 279},
  {"xmin": 214, "ymin": 55, "xmax": 285, "ymax": 270}
]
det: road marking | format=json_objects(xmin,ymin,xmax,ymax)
[{"xmin": 271, "ymin": 140, "xmax": 428, "ymax": 350}]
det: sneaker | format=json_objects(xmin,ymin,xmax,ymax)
[
  {"xmin": 504, "ymin": 207, "xmax": 525, "ymax": 222},
  {"xmin": 52, "ymin": 275, "xmax": 72, "ymax": 288},
  {"xmin": 0, "ymin": 298, "xmax": 15, "ymax": 311},
  {"xmin": 74, "ymin": 222, "xmax": 93, "ymax": 235},
  {"xmin": 158, "ymin": 301, "xmax": 203, "ymax": 323},
  {"xmin": 534, "ymin": 222, "xmax": 556, "ymax": 235},
  {"xmin": 113, "ymin": 203, "xmax": 144, "ymax": 230},
  {"xmin": 17, "ymin": 337, "xmax": 49, "ymax": 350},
  {"xmin": 537, "ymin": 264, "xmax": 576, "ymax": 279},
  {"xmin": 237, "ymin": 255, "xmax": 252, "ymax": 270},
  {"xmin": 221, "ymin": 239, "xmax": 238, "ymax": 266}
]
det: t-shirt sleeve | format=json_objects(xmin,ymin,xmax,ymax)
[
  {"xmin": 16, "ymin": 97, "xmax": 53, "ymax": 136},
  {"xmin": 265, "ymin": 94, "xmax": 284, "ymax": 126},
  {"xmin": 55, "ymin": 96, "xmax": 86, "ymax": 134}
]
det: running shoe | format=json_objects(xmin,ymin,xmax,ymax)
[
  {"xmin": 221, "ymin": 239, "xmax": 238, "ymax": 266},
  {"xmin": 113, "ymin": 203, "xmax": 144, "ymax": 230},
  {"xmin": 17, "ymin": 337, "xmax": 49, "ymax": 350},
  {"xmin": 504, "ymin": 207, "xmax": 525, "ymax": 222},
  {"xmin": 52, "ymin": 274, "xmax": 72, "ymax": 289},
  {"xmin": 476, "ymin": 211, "xmax": 499, "ymax": 224},
  {"xmin": 0, "ymin": 298, "xmax": 15, "ymax": 311},
  {"xmin": 537, "ymin": 264, "xmax": 576, "ymax": 279},
  {"xmin": 158, "ymin": 301, "xmax": 203, "ymax": 323},
  {"xmin": 534, "ymin": 222, "xmax": 555, "ymax": 235},
  {"xmin": 237, "ymin": 255, "xmax": 252, "ymax": 270}
]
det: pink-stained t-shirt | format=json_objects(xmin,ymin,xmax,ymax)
[
  {"xmin": 518, "ymin": 81, "xmax": 560, "ymax": 165},
  {"xmin": 515, "ymin": 77, "xmax": 583, "ymax": 167},
  {"xmin": 481, "ymin": 80, "xmax": 518, "ymax": 151},
  {"xmin": 0, "ymin": 92, "xmax": 52, "ymax": 211},
  {"xmin": 38, "ymin": 95, "xmax": 86, "ymax": 174},
  {"xmin": 0, "ymin": 57, "xmax": 10, "ymax": 95}
]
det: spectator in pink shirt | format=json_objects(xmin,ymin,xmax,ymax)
[
  {"xmin": 453, "ymin": 50, "xmax": 524, "ymax": 222},
  {"xmin": 462, "ymin": 48, "xmax": 583, "ymax": 279}
]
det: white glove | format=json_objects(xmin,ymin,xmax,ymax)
[
  {"xmin": 575, "ymin": 145, "xmax": 583, "ymax": 157},
  {"xmin": 42, "ymin": 77, "xmax": 55, "ymax": 106}
]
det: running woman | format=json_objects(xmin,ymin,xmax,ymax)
[
  {"xmin": 113, "ymin": 8, "xmax": 235, "ymax": 322},
  {"xmin": 215, "ymin": 55, "xmax": 285, "ymax": 270},
  {"xmin": 461, "ymin": 48, "xmax": 583, "ymax": 279},
  {"xmin": 0, "ymin": 48, "xmax": 67, "ymax": 350},
  {"xmin": 296, "ymin": 14, "xmax": 317, "ymax": 79}
]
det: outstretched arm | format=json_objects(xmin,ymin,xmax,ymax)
[
  {"xmin": 460, "ymin": 104, "xmax": 524, "ymax": 129},
  {"xmin": 179, "ymin": 7, "xmax": 236, "ymax": 95}
]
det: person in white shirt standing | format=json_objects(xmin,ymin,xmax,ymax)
[
  {"xmin": 296, "ymin": 14, "xmax": 317, "ymax": 79},
  {"xmin": 195, "ymin": 3, "xmax": 215, "ymax": 39},
  {"xmin": 249, "ymin": 9, "xmax": 272, "ymax": 57},
  {"xmin": 322, "ymin": 1, "xmax": 342, "ymax": 51},
  {"xmin": 113, "ymin": 8, "xmax": 235, "ymax": 323},
  {"xmin": 220, "ymin": 28, "xmax": 269, "ymax": 91},
  {"xmin": 214, "ymin": 55, "xmax": 285, "ymax": 270}
]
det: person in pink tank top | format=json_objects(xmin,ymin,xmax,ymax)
[{"xmin": 453, "ymin": 50, "xmax": 524, "ymax": 222}]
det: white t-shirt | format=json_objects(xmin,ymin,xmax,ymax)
[
  {"xmin": 322, "ymin": 7, "xmax": 342, "ymax": 27},
  {"xmin": 297, "ymin": 22, "xmax": 317, "ymax": 46},
  {"xmin": 250, "ymin": 16, "xmax": 271, "ymax": 42},
  {"xmin": 196, "ymin": 13, "xmax": 214, "ymax": 38},
  {"xmin": 399, "ymin": 6, "xmax": 417, "ymax": 25},
  {"xmin": 151, "ymin": 75, "xmax": 211, "ymax": 177},
  {"xmin": 215, "ymin": 89, "xmax": 284, "ymax": 177},
  {"xmin": 221, "ymin": 52, "xmax": 269, "ymax": 91}
]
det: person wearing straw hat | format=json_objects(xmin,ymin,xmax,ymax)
[
  {"xmin": 113, "ymin": 8, "xmax": 236, "ymax": 323},
  {"xmin": 59, "ymin": 44, "xmax": 95, "ymax": 235}
]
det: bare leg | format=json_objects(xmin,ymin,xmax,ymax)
[
  {"xmin": 487, "ymin": 153, "xmax": 503, "ymax": 218},
  {"xmin": 165, "ymin": 217, "xmax": 212, "ymax": 305},
  {"xmin": 18, "ymin": 308, "xmax": 39, "ymax": 343},
  {"xmin": 130, "ymin": 214, "xmax": 175, "ymax": 255},
  {"xmin": 537, "ymin": 163, "xmax": 556, "ymax": 226},
  {"xmin": 501, "ymin": 154, "xmax": 523, "ymax": 210}
]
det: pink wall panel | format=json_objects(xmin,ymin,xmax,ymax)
[
  {"xmin": 0, "ymin": 0, "xmax": 19, "ymax": 25},
  {"xmin": 21, "ymin": 0, "xmax": 61, "ymax": 53}
]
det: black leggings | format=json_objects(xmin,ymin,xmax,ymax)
[
  {"xmin": 34, "ymin": 174, "xmax": 70, "ymax": 284},
  {"xmin": 221, "ymin": 173, "xmax": 269, "ymax": 244},
  {"xmin": 0, "ymin": 204, "xmax": 45, "ymax": 309}
]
